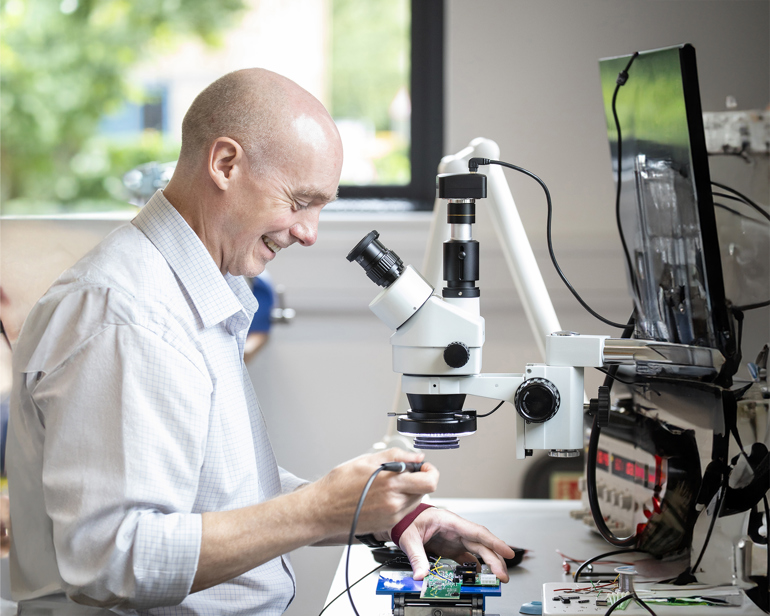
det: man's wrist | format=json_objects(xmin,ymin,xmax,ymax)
[{"xmin": 391, "ymin": 503, "xmax": 434, "ymax": 548}]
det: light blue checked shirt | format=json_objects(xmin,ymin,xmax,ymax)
[{"xmin": 8, "ymin": 191, "xmax": 307, "ymax": 614}]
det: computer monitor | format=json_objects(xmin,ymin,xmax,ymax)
[{"xmin": 599, "ymin": 44, "xmax": 736, "ymax": 370}]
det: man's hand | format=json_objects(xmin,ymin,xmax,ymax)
[
  {"xmin": 394, "ymin": 507, "xmax": 515, "ymax": 582},
  {"xmin": 194, "ymin": 448, "xmax": 438, "ymax": 593},
  {"xmin": 310, "ymin": 448, "xmax": 440, "ymax": 537}
]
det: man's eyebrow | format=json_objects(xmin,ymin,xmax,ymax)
[{"xmin": 295, "ymin": 187, "xmax": 339, "ymax": 204}]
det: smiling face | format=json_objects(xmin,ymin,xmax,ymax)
[
  {"xmin": 219, "ymin": 113, "xmax": 343, "ymax": 278},
  {"xmin": 165, "ymin": 69, "xmax": 346, "ymax": 278}
]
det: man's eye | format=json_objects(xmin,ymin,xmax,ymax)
[{"xmin": 294, "ymin": 200, "xmax": 309, "ymax": 210}]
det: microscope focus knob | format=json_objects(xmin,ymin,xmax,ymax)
[
  {"xmin": 443, "ymin": 341, "xmax": 470, "ymax": 368},
  {"xmin": 515, "ymin": 377, "xmax": 560, "ymax": 423}
]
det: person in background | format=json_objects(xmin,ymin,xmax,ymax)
[{"xmin": 244, "ymin": 272, "xmax": 275, "ymax": 364}]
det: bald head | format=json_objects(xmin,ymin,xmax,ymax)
[{"xmin": 179, "ymin": 68, "xmax": 340, "ymax": 175}]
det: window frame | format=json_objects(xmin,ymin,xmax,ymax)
[{"xmin": 334, "ymin": 0, "xmax": 444, "ymax": 211}]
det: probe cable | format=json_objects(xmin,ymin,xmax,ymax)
[
  {"xmin": 318, "ymin": 561, "xmax": 388, "ymax": 616},
  {"xmin": 468, "ymin": 157, "xmax": 630, "ymax": 329},
  {"xmin": 344, "ymin": 462, "xmax": 423, "ymax": 616}
]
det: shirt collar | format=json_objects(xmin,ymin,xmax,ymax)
[{"xmin": 133, "ymin": 190, "xmax": 259, "ymax": 329}]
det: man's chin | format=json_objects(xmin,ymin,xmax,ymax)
[
  {"xmin": 228, "ymin": 260, "xmax": 267, "ymax": 278},
  {"xmin": 244, "ymin": 264, "xmax": 267, "ymax": 278}
]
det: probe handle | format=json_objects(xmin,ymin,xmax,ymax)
[{"xmin": 380, "ymin": 462, "xmax": 423, "ymax": 473}]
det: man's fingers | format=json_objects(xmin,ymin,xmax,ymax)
[
  {"xmin": 388, "ymin": 465, "xmax": 439, "ymax": 495},
  {"xmin": 460, "ymin": 539, "xmax": 510, "ymax": 583},
  {"xmin": 399, "ymin": 531, "xmax": 431, "ymax": 581},
  {"xmin": 447, "ymin": 518, "xmax": 514, "ymax": 561},
  {"xmin": 377, "ymin": 448, "xmax": 425, "ymax": 466},
  {"xmin": 455, "ymin": 551, "xmax": 479, "ymax": 567}
]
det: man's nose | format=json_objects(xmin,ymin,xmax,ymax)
[{"xmin": 290, "ymin": 210, "xmax": 319, "ymax": 246}]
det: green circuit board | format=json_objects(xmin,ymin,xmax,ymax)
[
  {"xmin": 419, "ymin": 560, "xmax": 499, "ymax": 600},
  {"xmin": 420, "ymin": 571, "xmax": 461, "ymax": 599}
]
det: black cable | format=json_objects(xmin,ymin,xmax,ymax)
[
  {"xmin": 587, "ymin": 411, "xmax": 637, "ymax": 547},
  {"xmin": 691, "ymin": 473, "xmax": 729, "ymax": 574},
  {"xmin": 604, "ymin": 593, "xmax": 633, "ymax": 615},
  {"xmin": 345, "ymin": 466, "xmax": 386, "ymax": 616},
  {"xmin": 584, "ymin": 315, "xmax": 641, "ymax": 546},
  {"xmin": 468, "ymin": 158, "xmax": 629, "ymax": 329},
  {"xmin": 611, "ymin": 52, "xmax": 641, "ymax": 302},
  {"xmin": 476, "ymin": 400, "xmax": 505, "ymax": 418},
  {"xmin": 713, "ymin": 192, "xmax": 770, "ymax": 224},
  {"xmin": 632, "ymin": 593, "xmax": 658, "ymax": 616},
  {"xmin": 344, "ymin": 462, "xmax": 423, "ymax": 616},
  {"xmin": 595, "ymin": 366, "xmax": 636, "ymax": 387},
  {"xmin": 713, "ymin": 191, "xmax": 754, "ymax": 205},
  {"xmin": 734, "ymin": 300, "xmax": 770, "ymax": 311},
  {"xmin": 319, "ymin": 561, "xmax": 388, "ymax": 616},
  {"xmin": 712, "ymin": 181, "xmax": 770, "ymax": 222},
  {"xmin": 714, "ymin": 201, "xmax": 769, "ymax": 225},
  {"xmin": 604, "ymin": 592, "xmax": 658, "ymax": 616},
  {"xmin": 573, "ymin": 548, "xmax": 646, "ymax": 583}
]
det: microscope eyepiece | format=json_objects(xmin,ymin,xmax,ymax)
[{"xmin": 347, "ymin": 230, "xmax": 405, "ymax": 288}]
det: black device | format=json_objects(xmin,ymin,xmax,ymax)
[{"xmin": 599, "ymin": 44, "xmax": 738, "ymax": 378}]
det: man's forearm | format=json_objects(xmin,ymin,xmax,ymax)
[
  {"xmin": 192, "ymin": 449, "xmax": 437, "ymax": 592},
  {"xmin": 311, "ymin": 529, "xmax": 391, "ymax": 547},
  {"xmin": 192, "ymin": 485, "xmax": 328, "ymax": 592}
]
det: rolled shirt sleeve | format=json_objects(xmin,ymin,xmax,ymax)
[
  {"xmin": 278, "ymin": 467, "xmax": 310, "ymax": 495},
  {"xmin": 31, "ymin": 322, "xmax": 211, "ymax": 608}
]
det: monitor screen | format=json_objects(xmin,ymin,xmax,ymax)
[{"xmin": 599, "ymin": 44, "xmax": 735, "ymax": 365}]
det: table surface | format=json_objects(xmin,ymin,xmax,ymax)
[{"xmin": 321, "ymin": 498, "xmax": 765, "ymax": 616}]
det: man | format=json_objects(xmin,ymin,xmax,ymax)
[{"xmin": 7, "ymin": 69, "xmax": 513, "ymax": 614}]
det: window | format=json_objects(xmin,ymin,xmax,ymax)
[
  {"xmin": 0, "ymin": 0, "xmax": 443, "ymax": 214},
  {"xmin": 331, "ymin": 0, "xmax": 445, "ymax": 211}
]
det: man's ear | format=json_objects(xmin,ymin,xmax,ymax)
[{"xmin": 208, "ymin": 137, "xmax": 245, "ymax": 190}]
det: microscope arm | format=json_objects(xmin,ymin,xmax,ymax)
[{"xmin": 401, "ymin": 373, "xmax": 524, "ymax": 402}]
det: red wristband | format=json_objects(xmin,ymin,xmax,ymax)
[{"xmin": 391, "ymin": 503, "xmax": 434, "ymax": 548}]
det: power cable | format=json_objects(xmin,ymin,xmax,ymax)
[
  {"xmin": 611, "ymin": 52, "xmax": 641, "ymax": 301},
  {"xmin": 573, "ymin": 548, "xmax": 647, "ymax": 584},
  {"xmin": 604, "ymin": 592, "xmax": 658, "ymax": 616},
  {"xmin": 733, "ymin": 300, "xmax": 770, "ymax": 311},
  {"xmin": 714, "ymin": 201, "xmax": 769, "ymax": 226},
  {"xmin": 712, "ymin": 181, "xmax": 770, "ymax": 222},
  {"xmin": 468, "ymin": 158, "xmax": 630, "ymax": 329},
  {"xmin": 585, "ymin": 315, "xmax": 639, "ymax": 546}
]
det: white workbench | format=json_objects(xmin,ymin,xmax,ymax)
[{"xmin": 321, "ymin": 498, "xmax": 765, "ymax": 616}]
